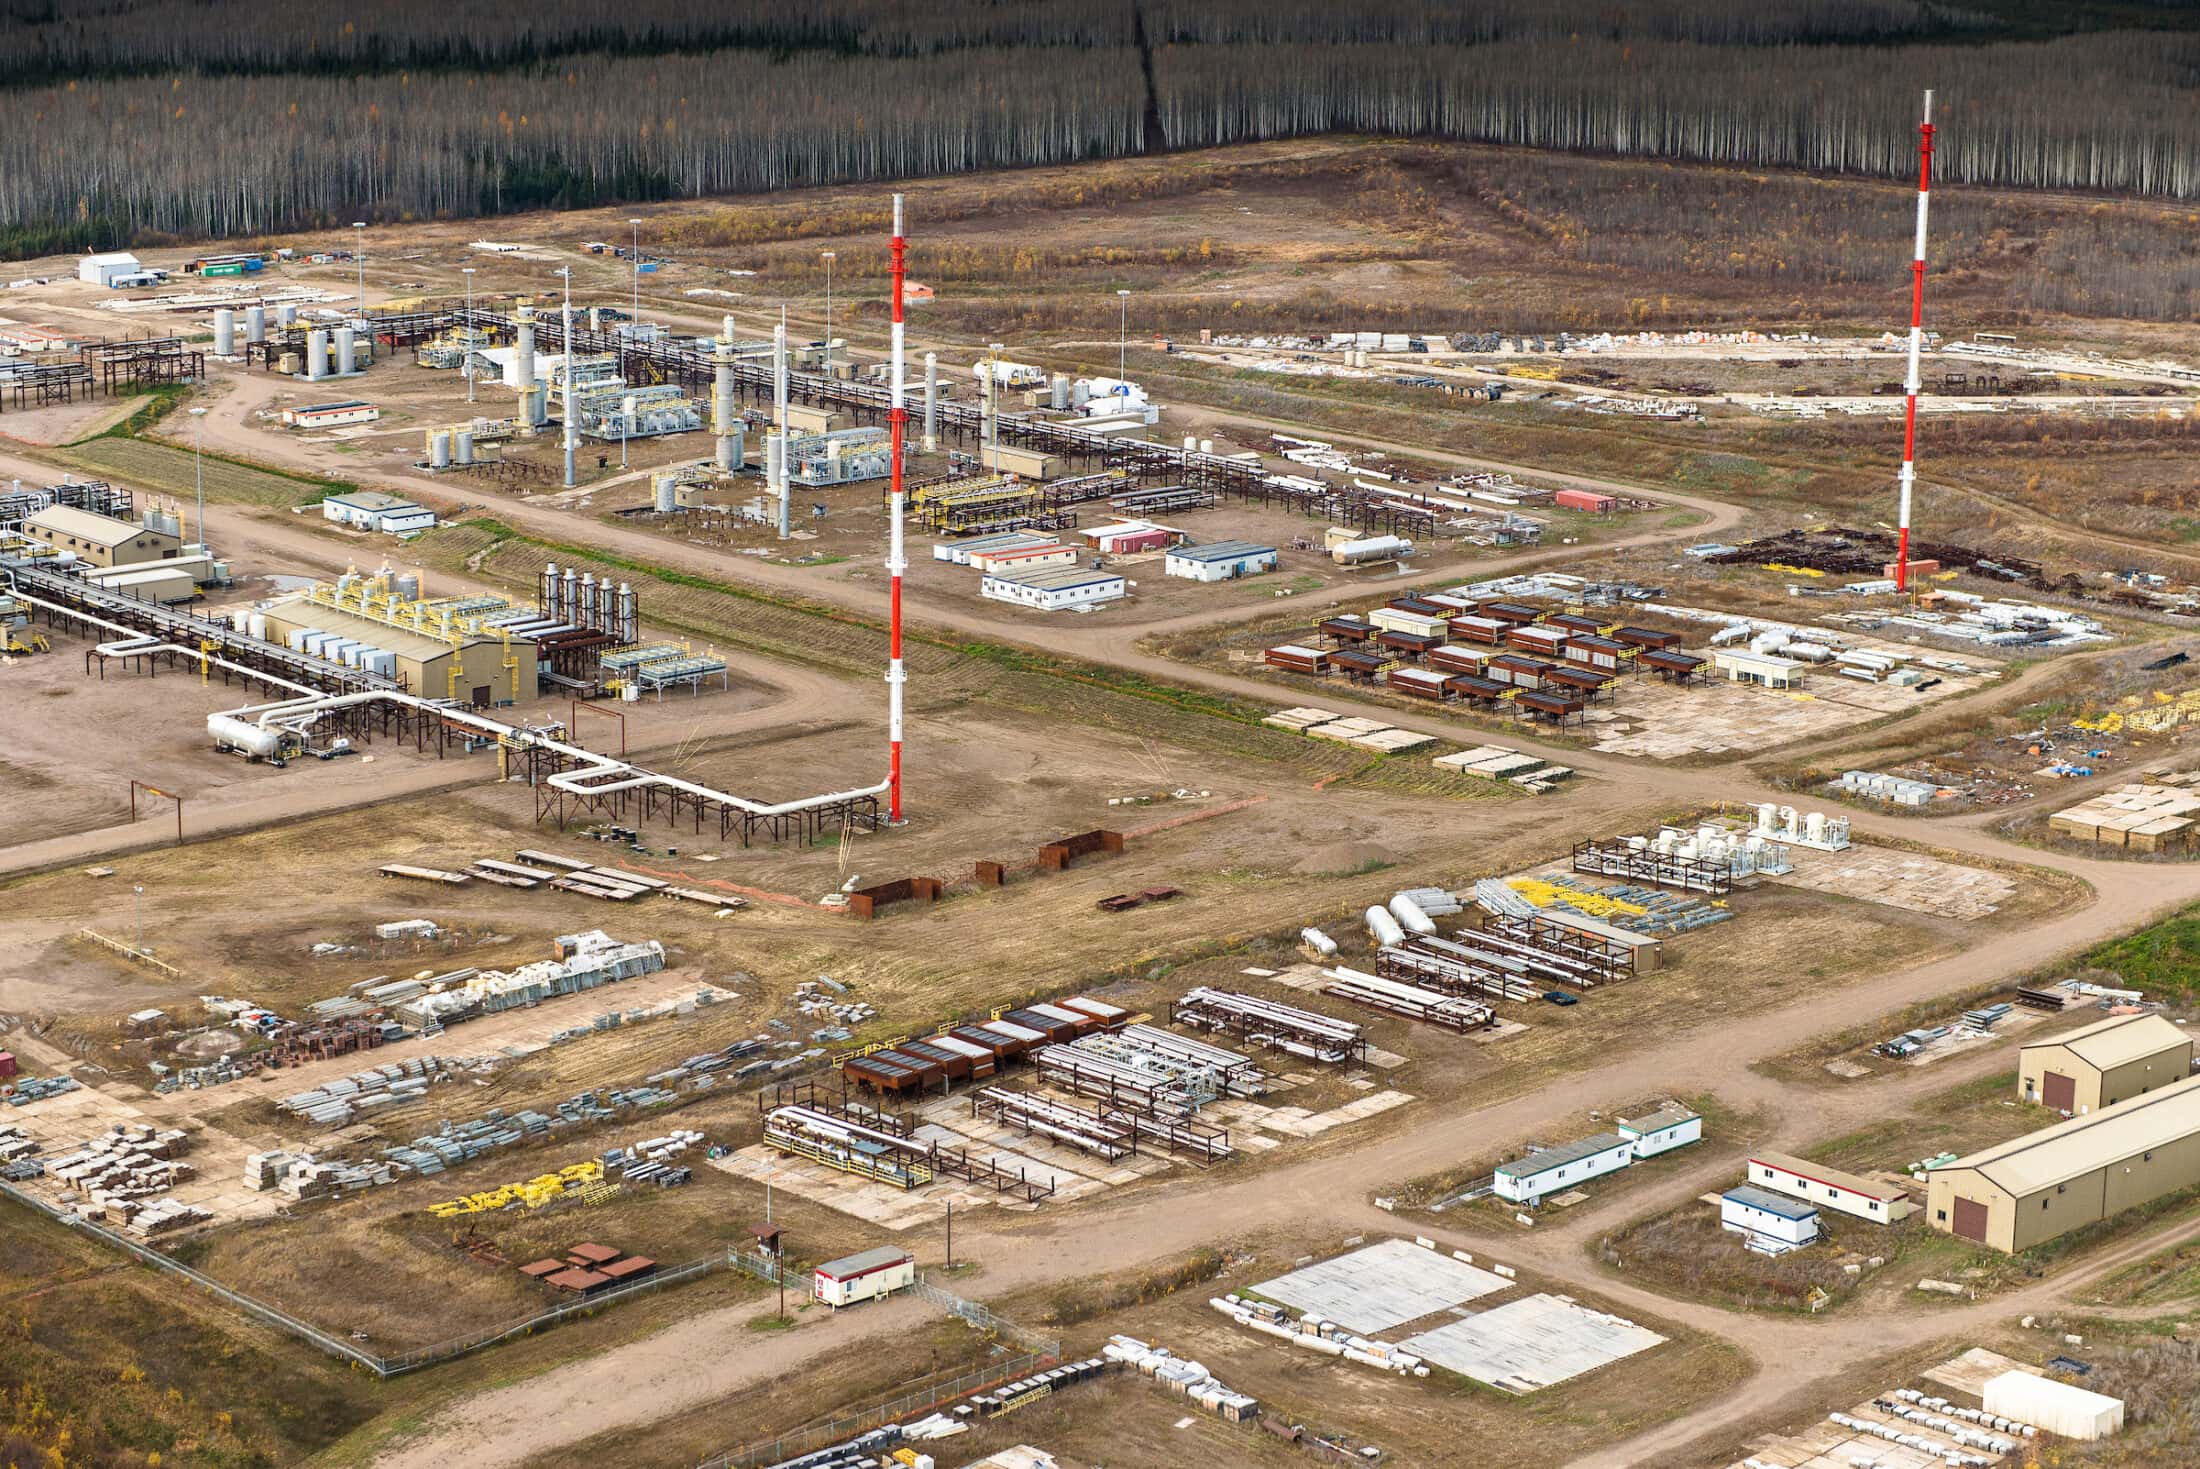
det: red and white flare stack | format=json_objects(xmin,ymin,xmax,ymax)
[
  {"xmin": 887, "ymin": 194, "xmax": 909, "ymax": 823},
  {"xmin": 1895, "ymin": 90, "xmax": 1935, "ymax": 593}
]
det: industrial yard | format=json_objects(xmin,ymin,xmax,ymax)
[{"xmin": 5, "ymin": 9, "xmax": 2200, "ymax": 1467}]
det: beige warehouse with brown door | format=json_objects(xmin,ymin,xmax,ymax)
[
  {"xmin": 21, "ymin": 506, "xmax": 181, "ymax": 568},
  {"xmin": 2019, "ymin": 1012, "xmax": 2194, "ymax": 1115},
  {"xmin": 1927, "ymin": 1072, "xmax": 2200, "ymax": 1254}
]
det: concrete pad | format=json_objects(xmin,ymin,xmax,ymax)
[
  {"xmin": 1254, "ymin": 1239, "xmax": 1509, "ymax": 1335},
  {"xmin": 1401, "ymin": 1293, "xmax": 1664, "ymax": 1393}
]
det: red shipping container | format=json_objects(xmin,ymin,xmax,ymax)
[{"xmin": 1555, "ymin": 488, "xmax": 1618, "ymax": 513}]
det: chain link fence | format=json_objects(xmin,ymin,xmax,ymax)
[{"xmin": 694, "ymin": 1351, "xmax": 1055, "ymax": 1469}]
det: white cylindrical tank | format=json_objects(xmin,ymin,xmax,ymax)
[
  {"xmin": 1300, "ymin": 927, "xmax": 1338, "ymax": 957},
  {"xmin": 1364, "ymin": 905, "xmax": 1406, "ymax": 948},
  {"xmin": 334, "ymin": 324, "xmax": 357, "ymax": 373},
  {"xmin": 1051, "ymin": 373, "xmax": 1070, "ymax": 411},
  {"xmin": 1756, "ymin": 802, "xmax": 1779, "ymax": 834},
  {"xmin": 922, "ymin": 351, "xmax": 939, "ymax": 451},
  {"xmin": 654, "ymin": 474, "xmax": 678, "ymax": 513},
  {"xmin": 247, "ymin": 611, "xmax": 267, "ymax": 640},
  {"xmin": 227, "ymin": 609, "xmax": 248, "ymax": 632},
  {"xmin": 428, "ymin": 430, "xmax": 451, "ymax": 469},
  {"xmin": 208, "ymin": 714, "xmax": 282, "ymax": 758},
  {"xmin": 1183, "ymin": 436, "xmax": 1198, "ymax": 452},
  {"xmin": 1805, "ymin": 811, "xmax": 1828, "ymax": 844},
  {"xmin": 1199, "ymin": 439, "xmax": 1214, "ymax": 455},
  {"xmin": 395, "ymin": 572, "xmax": 420, "ymax": 602},
  {"xmin": 305, "ymin": 329, "xmax": 329, "ymax": 380},
  {"xmin": 212, "ymin": 309, "xmax": 235, "ymax": 356},
  {"xmin": 454, "ymin": 429, "xmax": 474, "ymax": 466},
  {"xmin": 1387, "ymin": 894, "xmax": 1437, "ymax": 936},
  {"xmin": 1330, "ymin": 535, "xmax": 1412, "ymax": 566},
  {"xmin": 278, "ymin": 303, "xmax": 298, "ymax": 327},
  {"xmin": 245, "ymin": 304, "xmax": 266, "ymax": 344}
]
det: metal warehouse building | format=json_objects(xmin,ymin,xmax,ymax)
[
  {"xmin": 22, "ymin": 506, "xmax": 182, "ymax": 568},
  {"xmin": 1164, "ymin": 540, "xmax": 1278, "ymax": 582},
  {"xmin": 1927, "ymin": 1072, "xmax": 2200, "ymax": 1253},
  {"xmin": 2019, "ymin": 1012, "xmax": 2193, "ymax": 1115}
]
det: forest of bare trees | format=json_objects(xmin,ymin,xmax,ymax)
[{"xmin": 0, "ymin": 0, "xmax": 2193, "ymax": 254}]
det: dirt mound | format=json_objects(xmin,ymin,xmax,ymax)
[{"xmin": 1293, "ymin": 841, "xmax": 1401, "ymax": 876}]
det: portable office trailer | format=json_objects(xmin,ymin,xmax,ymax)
[
  {"xmin": 813, "ymin": 1247, "xmax": 915, "ymax": 1307},
  {"xmin": 1617, "ymin": 1105, "xmax": 1701, "ymax": 1156},
  {"xmin": 1445, "ymin": 673, "xmax": 1510, "ymax": 704},
  {"xmin": 1720, "ymin": 1186, "xmax": 1819, "ymax": 1253},
  {"xmin": 1545, "ymin": 611, "xmax": 1611, "ymax": 637},
  {"xmin": 1748, "ymin": 1151, "xmax": 1911, "ymax": 1224},
  {"xmin": 1319, "ymin": 615, "xmax": 1377, "ymax": 643},
  {"xmin": 1639, "ymin": 649, "xmax": 1706, "ymax": 682},
  {"xmin": 1494, "ymin": 1132, "xmax": 1634, "ymax": 1203},
  {"xmin": 1514, "ymin": 690, "xmax": 1586, "ymax": 726},
  {"xmin": 1545, "ymin": 667, "xmax": 1613, "ymax": 699}
]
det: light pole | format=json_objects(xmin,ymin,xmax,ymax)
[
  {"xmin": 820, "ymin": 249, "xmax": 835, "ymax": 379},
  {"xmin": 188, "ymin": 406, "xmax": 206, "ymax": 547},
  {"xmin": 461, "ymin": 267, "xmax": 476, "ymax": 404},
  {"xmin": 629, "ymin": 217, "xmax": 643, "ymax": 324},
  {"xmin": 351, "ymin": 222, "xmax": 366, "ymax": 318},
  {"xmin": 1116, "ymin": 288, "xmax": 1131, "ymax": 381},
  {"xmin": 132, "ymin": 884, "xmax": 143, "ymax": 952}
]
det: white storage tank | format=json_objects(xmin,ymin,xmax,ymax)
[
  {"xmin": 247, "ymin": 612, "xmax": 268, "ymax": 640},
  {"xmin": 1387, "ymin": 894, "xmax": 1437, "ymax": 936},
  {"xmin": 1365, "ymin": 904, "xmax": 1406, "ymax": 948},
  {"xmin": 454, "ymin": 429, "xmax": 474, "ymax": 466},
  {"xmin": 428, "ymin": 430, "xmax": 451, "ymax": 469}
]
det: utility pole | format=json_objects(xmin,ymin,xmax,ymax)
[
  {"xmin": 630, "ymin": 217, "xmax": 642, "ymax": 324},
  {"xmin": 351, "ymin": 221, "xmax": 366, "ymax": 318},
  {"xmin": 820, "ymin": 249, "xmax": 835, "ymax": 379},
  {"xmin": 944, "ymin": 1198, "xmax": 953, "ymax": 1269},
  {"xmin": 559, "ymin": 266, "xmax": 576, "ymax": 490},
  {"xmin": 1117, "ymin": 288, "xmax": 1131, "ymax": 381},
  {"xmin": 188, "ymin": 406, "xmax": 206, "ymax": 547},
  {"xmin": 132, "ymin": 884, "xmax": 143, "ymax": 952},
  {"xmin": 462, "ymin": 267, "xmax": 476, "ymax": 404}
]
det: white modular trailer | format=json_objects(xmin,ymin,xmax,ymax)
[
  {"xmin": 1617, "ymin": 1106, "xmax": 1701, "ymax": 1158},
  {"xmin": 812, "ymin": 1246, "xmax": 916, "ymax": 1308},
  {"xmin": 1720, "ymin": 1186, "xmax": 1820, "ymax": 1253},
  {"xmin": 1493, "ymin": 1132, "xmax": 1634, "ymax": 1204}
]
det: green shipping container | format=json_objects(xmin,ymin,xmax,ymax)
[{"xmin": 202, "ymin": 263, "xmax": 243, "ymax": 277}]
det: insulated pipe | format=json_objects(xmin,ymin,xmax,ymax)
[
  {"xmin": 1896, "ymin": 90, "xmax": 1934, "ymax": 593},
  {"xmin": 887, "ymin": 193, "xmax": 908, "ymax": 824},
  {"xmin": 922, "ymin": 351, "xmax": 938, "ymax": 452}
]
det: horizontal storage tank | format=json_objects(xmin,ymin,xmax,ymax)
[
  {"xmin": 207, "ymin": 714, "xmax": 283, "ymax": 759},
  {"xmin": 1365, "ymin": 905, "xmax": 1406, "ymax": 948},
  {"xmin": 1332, "ymin": 535, "xmax": 1412, "ymax": 566},
  {"xmin": 1387, "ymin": 894, "xmax": 1438, "ymax": 936}
]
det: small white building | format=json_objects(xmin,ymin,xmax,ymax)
[
  {"xmin": 1720, "ymin": 1185, "xmax": 1820, "ymax": 1254},
  {"xmin": 1617, "ymin": 1104, "xmax": 1702, "ymax": 1158},
  {"xmin": 1493, "ymin": 1132, "xmax": 1634, "ymax": 1204},
  {"xmin": 1982, "ymin": 1371, "xmax": 2124, "ymax": 1442},
  {"xmin": 1747, "ymin": 1151, "xmax": 1912, "ymax": 1224},
  {"xmin": 1165, "ymin": 540, "xmax": 1279, "ymax": 582},
  {"xmin": 282, "ymin": 399, "xmax": 380, "ymax": 429},
  {"xmin": 812, "ymin": 1246, "xmax": 915, "ymax": 1308},
  {"xmin": 980, "ymin": 565, "xmax": 1126, "ymax": 612},
  {"xmin": 1711, "ymin": 647, "xmax": 1805, "ymax": 689},
  {"xmin": 322, "ymin": 490, "xmax": 437, "ymax": 536},
  {"xmin": 78, "ymin": 251, "xmax": 143, "ymax": 288},
  {"xmin": 968, "ymin": 542, "xmax": 1076, "ymax": 576}
]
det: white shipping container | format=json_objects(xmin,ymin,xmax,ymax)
[{"xmin": 1981, "ymin": 1371, "xmax": 2122, "ymax": 1441}]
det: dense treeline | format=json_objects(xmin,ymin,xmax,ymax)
[
  {"xmin": 0, "ymin": 1, "xmax": 2195, "ymax": 252},
  {"xmin": 0, "ymin": 0, "xmax": 2005, "ymax": 81}
]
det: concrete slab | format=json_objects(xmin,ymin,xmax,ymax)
[
  {"xmin": 1254, "ymin": 1239, "xmax": 1508, "ymax": 1335},
  {"xmin": 1762, "ymin": 844, "xmax": 2015, "ymax": 919},
  {"xmin": 1401, "ymin": 1293, "xmax": 1663, "ymax": 1392}
]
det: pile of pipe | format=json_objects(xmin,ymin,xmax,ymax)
[
  {"xmin": 5, "ymin": 1076, "xmax": 79, "ymax": 1106},
  {"xmin": 277, "ymin": 1055, "xmax": 460, "ymax": 1126},
  {"xmin": 1173, "ymin": 986, "xmax": 1364, "ymax": 1064},
  {"xmin": 0, "ymin": 1123, "xmax": 37, "ymax": 1166},
  {"xmin": 391, "ymin": 931, "xmax": 664, "ymax": 1029},
  {"xmin": 1889, "ymin": 1389, "xmax": 2037, "ymax": 1443},
  {"xmin": 1395, "ymin": 886, "xmax": 1464, "ymax": 917},
  {"xmin": 602, "ymin": 1127, "xmax": 704, "ymax": 1186},
  {"xmin": 1210, "ymin": 1295, "xmax": 1428, "ymax": 1376},
  {"xmin": 1104, "ymin": 1335, "xmax": 1260, "ymax": 1422},
  {"xmin": 1824, "ymin": 1411, "xmax": 2000, "ymax": 1466}
]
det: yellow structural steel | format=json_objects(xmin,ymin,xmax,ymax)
[
  {"xmin": 426, "ymin": 1161, "xmax": 603, "ymax": 1218},
  {"xmin": 1505, "ymin": 876, "xmax": 1648, "ymax": 919}
]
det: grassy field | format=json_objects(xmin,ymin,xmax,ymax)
[
  {"xmin": 46, "ymin": 434, "xmax": 338, "ymax": 511},
  {"xmin": 2081, "ymin": 902, "xmax": 2200, "ymax": 1001}
]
